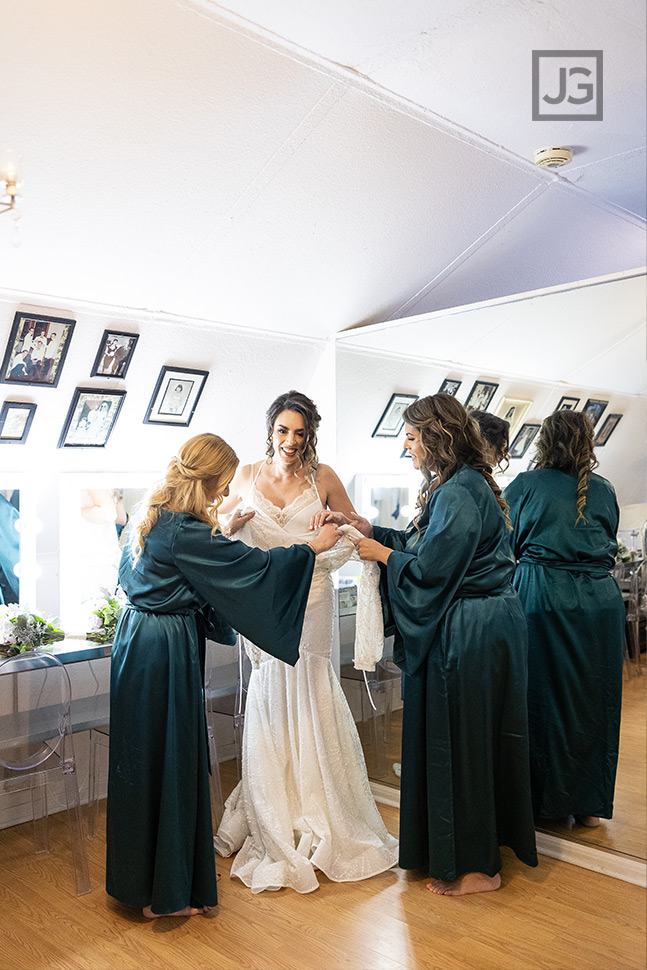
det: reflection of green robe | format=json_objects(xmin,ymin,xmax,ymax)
[
  {"xmin": 0, "ymin": 494, "xmax": 20, "ymax": 604},
  {"xmin": 375, "ymin": 465, "xmax": 537, "ymax": 880},
  {"xmin": 505, "ymin": 470, "xmax": 625, "ymax": 819},
  {"xmin": 106, "ymin": 510, "xmax": 315, "ymax": 914}
]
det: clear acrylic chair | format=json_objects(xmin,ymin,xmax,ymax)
[
  {"xmin": 0, "ymin": 651, "xmax": 91, "ymax": 895},
  {"xmin": 625, "ymin": 560, "xmax": 645, "ymax": 677},
  {"xmin": 613, "ymin": 561, "xmax": 644, "ymax": 679},
  {"xmin": 340, "ymin": 637, "xmax": 401, "ymax": 776},
  {"xmin": 204, "ymin": 636, "xmax": 250, "ymax": 827},
  {"xmin": 86, "ymin": 722, "xmax": 110, "ymax": 840}
]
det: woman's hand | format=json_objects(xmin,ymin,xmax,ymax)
[
  {"xmin": 226, "ymin": 509, "xmax": 255, "ymax": 536},
  {"xmin": 308, "ymin": 523, "xmax": 342, "ymax": 554},
  {"xmin": 347, "ymin": 514, "xmax": 373, "ymax": 538},
  {"xmin": 310, "ymin": 509, "xmax": 352, "ymax": 530},
  {"xmin": 353, "ymin": 536, "xmax": 391, "ymax": 564}
]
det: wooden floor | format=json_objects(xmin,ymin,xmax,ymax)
[{"xmin": 0, "ymin": 794, "xmax": 645, "ymax": 970}]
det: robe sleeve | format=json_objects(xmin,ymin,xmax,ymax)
[
  {"xmin": 383, "ymin": 485, "xmax": 482, "ymax": 676},
  {"xmin": 503, "ymin": 474, "xmax": 530, "ymax": 560},
  {"xmin": 372, "ymin": 525, "xmax": 409, "ymax": 552},
  {"xmin": 172, "ymin": 517, "xmax": 315, "ymax": 666}
]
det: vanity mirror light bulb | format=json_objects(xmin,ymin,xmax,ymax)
[
  {"xmin": 13, "ymin": 516, "xmax": 42, "ymax": 534},
  {"xmin": 367, "ymin": 506, "xmax": 379, "ymax": 521},
  {"xmin": 400, "ymin": 505, "xmax": 413, "ymax": 518}
]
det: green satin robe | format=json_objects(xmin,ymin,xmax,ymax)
[
  {"xmin": 375, "ymin": 465, "xmax": 537, "ymax": 881},
  {"xmin": 106, "ymin": 510, "xmax": 315, "ymax": 914},
  {"xmin": 505, "ymin": 470, "xmax": 625, "ymax": 819}
]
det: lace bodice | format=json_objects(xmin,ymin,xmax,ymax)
[{"xmin": 250, "ymin": 480, "xmax": 322, "ymax": 539}]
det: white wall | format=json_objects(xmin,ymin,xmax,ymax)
[
  {"xmin": 0, "ymin": 288, "xmax": 328, "ymax": 619},
  {"xmin": 335, "ymin": 344, "xmax": 647, "ymax": 508}
]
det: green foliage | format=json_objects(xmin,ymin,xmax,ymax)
[{"xmin": 86, "ymin": 594, "xmax": 123, "ymax": 644}]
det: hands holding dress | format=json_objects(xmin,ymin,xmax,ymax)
[{"xmin": 310, "ymin": 510, "xmax": 390, "ymax": 562}]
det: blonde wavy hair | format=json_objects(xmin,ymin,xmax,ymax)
[
  {"xmin": 131, "ymin": 433, "xmax": 238, "ymax": 561},
  {"xmin": 532, "ymin": 410, "xmax": 599, "ymax": 524},
  {"xmin": 403, "ymin": 394, "xmax": 510, "ymax": 536}
]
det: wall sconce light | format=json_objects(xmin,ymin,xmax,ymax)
[{"xmin": 1, "ymin": 150, "xmax": 22, "ymax": 244}]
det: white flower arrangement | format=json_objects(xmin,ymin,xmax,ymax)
[
  {"xmin": 85, "ymin": 587, "xmax": 126, "ymax": 643},
  {"xmin": 0, "ymin": 604, "xmax": 65, "ymax": 657},
  {"xmin": 616, "ymin": 539, "xmax": 636, "ymax": 563}
]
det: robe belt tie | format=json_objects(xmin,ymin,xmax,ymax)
[{"xmin": 517, "ymin": 560, "xmax": 610, "ymax": 576}]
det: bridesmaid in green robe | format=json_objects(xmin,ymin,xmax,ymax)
[
  {"xmin": 106, "ymin": 433, "xmax": 341, "ymax": 918},
  {"xmin": 504, "ymin": 409, "xmax": 625, "ymax": 826},
  {"xmin": 319, "ymin": 394, "xmax": 537, "ymax": 895}
]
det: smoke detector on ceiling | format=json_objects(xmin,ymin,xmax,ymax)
[{"xmin": 534, "ymin": 147, "xmax": 573, "ymax": 168}]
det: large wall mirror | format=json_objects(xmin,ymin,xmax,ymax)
[
  {"xmin": 334, "ymin": 272, "xmax": 646, "ymax": 873},
  {"xmin": 59, "ymin": 472, "xmax": 156, "ymax": 634},
  {"xmin": 0, "ymin": 475, "xmax": 37, "ymax": 609}
]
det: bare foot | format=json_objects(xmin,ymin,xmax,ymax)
[
  {"xmin": 426, "ymin": 872, "xmax": 501, "ymax": 896},
  {"xmin": 142, "ymin": 905, "xmax": 212, "ymax": 919},
  {"xmin": 575, "ymin": 815, "xmax": 601, "ymax": 827}
]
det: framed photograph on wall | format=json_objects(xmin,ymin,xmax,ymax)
[
  {"xmin": 464, "ymin": 380, "xmax": 499, "ymax": 411},
  {"xmin": 144, "ymin": 366, "xmax": 209, "ymax": 426},
  {"xmin": 438, "ymin": 378, "xmax": 462, "ymax": 396},
  {"xmin": 509, "ymin": 422, "xmax": 541, "ymax": 459},
  {"xmin": 372, "ymin": 393, "xmax": 418, "ymax": 438},
  {"xmin": 494, "ymin": 397, "xmax": 531, "ymax": 433},
  {"xmin": 594, "ymin": 413, "xmax": 622, "ymax": 446},
  {"xmin": 0, "ymin": 311, "xmax": 75, "ymax": 388},
  {"xmin": 0, "ymin": 401, "xmax": 37, "ymax": 444},
  {"xmin": 582, "ymin": 398, "xmax": 608, "ymax": 428},
  {"xmin": 556, "ymin": 395, "xmax": 580, "ymax": 411},
  {"xmin": 91, "ymin": 330, "xmax": 139, "ymax": 379},
  {"xmin": 58, "ymin": 388, "xmax": 126, "ymax": 448}
]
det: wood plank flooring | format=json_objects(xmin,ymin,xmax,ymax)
[{"xmin": 0, "ymin": 794, "xmax": 645, "ymax": 970}]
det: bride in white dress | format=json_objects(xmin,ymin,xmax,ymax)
[{"xmin": 214, "ymin": 391, "xmax": 398, "ymax": 893}]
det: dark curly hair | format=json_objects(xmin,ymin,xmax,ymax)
[
  {"xmin": 403, "ymin": 393, "xmax": 509, "ymax": 532},
  {"xmin": 470, "ymin": 410, "xmax": 510, "ymax": 472},
  {"xmin": 265, "ymin": 390, "xmax": 321, "ymax": 475},
  {"xmin": 532, "ymin": 410, "xmax": 599, "ymax": 524}
]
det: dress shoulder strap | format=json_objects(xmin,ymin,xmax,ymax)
[
  {"xmin": 312, "ymin": 467, "xmax": 325, "ymax": 510},
  {"xmin": 252, "ymin": 461, "xmax": 265, "ymax": 487}
]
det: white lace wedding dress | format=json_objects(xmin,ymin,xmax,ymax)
[{"xmin": 213, "ymin": 478, "xmax": 398, "ymax": 893}]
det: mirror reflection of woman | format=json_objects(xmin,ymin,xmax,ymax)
[
  {"xmin": 321, "ymin": 394, "xmax": 538, "ymax": 896},
  {"xmin": 471, "ymin": 410, "xmax": 510, "ymax": 473},
  {"xmin": 214, "ymin": 390, "xmax": 398, "ymax": 893},
  {"xmin": 504, "ymin": 410, "xmax": 625, "ymax": 828}
]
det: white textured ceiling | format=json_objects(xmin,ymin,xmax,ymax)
[{"xmin": 0, "ymin": 0, "xmax": 645, "ymax": 392}]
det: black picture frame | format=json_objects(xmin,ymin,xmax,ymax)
[
  {"xmin": 58, "ymin": 387, "xmax": 126, "ymax": 448},
  {"xmin": 372, "ymin": 393, "xmax": 418, "ymax": 438},
  {"xmin": 1, "ymin": 311, "xmax": 75, "ymax": 388},
  {"xmin": 438, "ymin": 379, "xmax": 462, "ymax": 397},
  {"xmin": 90, "ymin": 330, "xmax": 139, "ymax": 379},
  {"xmin": 594, "ymin": 413, "xmax": 622, "ymax": 447},
  {"xmin": 582, "ymin": 398, "xmax": 608, "ymax": 428},
  {"xmin": 509, "ymin": 422, "xmax": 541, "ymax": 459},
  {"xmin": 0, "ymin": 401, "xmax": 37, "ymax": 444},
  {"xmin": 556, "ymin": 395, "xmax": 580, "ymax": 411},
  {"xmin": 144, "ymin": 366, "xmax": 209, "ymax": 426},
  {"xmin": 464, "ymin": 380, "xmax": 499, "ymax": 411}
]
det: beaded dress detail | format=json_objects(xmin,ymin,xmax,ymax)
[{"xmin": 213, "ymin": 476, "xmax": 398, "ymax": 893}]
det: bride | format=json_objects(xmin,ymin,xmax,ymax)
[{"xmin": 214, "ymin": 390, "xmax": 398, "ymax": 893}]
